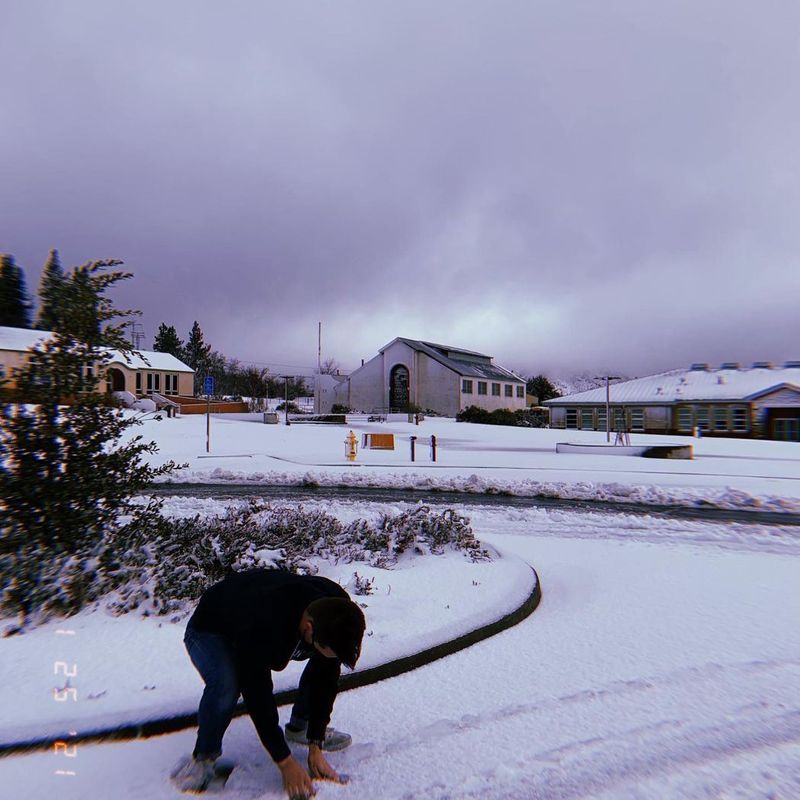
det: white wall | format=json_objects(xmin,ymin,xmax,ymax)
[{"xmin": 346, "ymin": 353, "xmax": 388, "ymax": 412}]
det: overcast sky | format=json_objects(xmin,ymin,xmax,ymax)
[{"xmin": 2, "ymin": 1, "xmax": 799, "ymax": 378}]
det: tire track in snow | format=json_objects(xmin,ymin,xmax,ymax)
[{"xmin": 339, "ymin": 657, "xmax": 800, "ymax": 800}]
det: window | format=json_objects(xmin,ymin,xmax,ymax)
[
  {"xmin": 516, "ymin": 385, "xmax": 524, "ymax": 398},
  {"xmin": 165, "ymin": 374, "xmax": 179, "ymax": 395},
  {"xmin": 566, "ymin": 409, "xmax": 578, "ymax": 429},
  {"xmin": 630, "ymin": 408, "xmax": 645, "ymax": 432},
  {"xmin": 613, "ymin": 408, "xmax": 626, "ymax": 431},
  {"xmin": 492, "ymin": 383, "xmax": 501, "ymax": 396},
  {"xmin": 146, "ymin": 373, "xmax": 153, "ymax": 393},
  {"xmin": 774, "ymin": 418, "xmax": 800, "ymax": 441},
  {"xmin": 696, "ymin": 407, "xmax": 709, "ymax": 431},
  {"xmin": 462, "ymin": 379, "xmax": 473, "ymax": 394},
  {"xmin": 732, "ymin": 407, "xmax": 748, "ymax": 432},
  {"xmin": 581, "ymin": 408, "xmax": 594, "ymax": 429},
  {"xmin": 478, "ymin": 382, "xmax": 487, "ymax": 395},
  {"xmin": 677, "ymin": 407, "xmax": 693, "ymax": 432},
  {"xmin": 154, "ymin": 373, "xmax": 161, "ymax": 393},
  {"xmin": 505, "ymin": 385, "xmax": 513, "ymax": 397},
  {"xmin": 713, "ymin": 407, "xmax": 728, "ymax": 431},
  {"xmin": 0, "ymin": 364, "xmax": 5, "ymax": 379},
  {"xmin": 136, "ymin": 372, "xmax": 142, "ymax": 393},
  {"xmin": 597, "ymin": 407, "xmax": 607, "ymax": 431}
]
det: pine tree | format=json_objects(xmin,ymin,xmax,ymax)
[
  {"xmin": 35, "ymin": 248, "xmax": 65, "ymax": 331},
  {"xmin": 0, "ymin": 259, "xmax": 181, "ymax": 626},
  {"xmin": 526, "ymin": 374, "xmax": 560, "ymax": 404},
  {"xmin": 0, "ymin": 255, "xmax": 33, "ymax": 328},
  {"xmin": 152, "ymin": 323, "xmax": 185, "ymax": 361},
  {"xmin": 185, "ymin": 320, "xmax": 211, "ymax": 393}
]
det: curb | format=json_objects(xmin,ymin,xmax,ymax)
[{"xmin": 0, "ymin": 567, "xmax": 541, "ymax": 758}]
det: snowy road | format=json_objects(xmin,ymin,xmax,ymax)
[{"xmin": 6, "ymin": 502, "xmax": 800, "ymax": 799}]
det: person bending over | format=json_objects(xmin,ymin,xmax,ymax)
[{"xmin": 174, "ymin": 569, "xmax": 366, "ymax": 798}]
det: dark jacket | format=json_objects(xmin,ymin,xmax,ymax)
[{"xmin": 188, "ymin": 569, "xmax": 348, "ymax": 762}]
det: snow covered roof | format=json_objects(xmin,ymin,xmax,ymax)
[
  {"xmin": 385, "ymin": 337, "xmax": 525, "ymax": 383},
  {"xmin": 0, "ymin": 325, "xmax": 193, "ymax": 373},
  {"xmin": 545, "ymin": 364, "xmax": 800, "ymax": 405},
  {"xmin": 105, "ymin": 350, "xmax": 193, "ymax": 373},
  {"xmin": 0, "ymin": 325, "xmax": 51, "ymax": 352}
]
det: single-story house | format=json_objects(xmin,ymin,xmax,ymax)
[
  {"xmin": 0, "ymin": 325, "xmax": 195, "ymax": 399},
  {"xmin": 326, "ymin": 337, "xmax": 527, "ymax": 417},
  {"xmin": 544, "ymin": 361, "xmax": 800, "ymax": 441}
]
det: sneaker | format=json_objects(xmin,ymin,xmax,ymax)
[
  {"xmin": 170, "ymin": 755, "xmax": 217, "ymax": 793},
  {"xmin": 285, "ymin": 724, "xmax": 352, "ymax": 751}
]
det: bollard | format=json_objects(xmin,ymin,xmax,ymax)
[
  {"xmin": 410, "ymin": 435, "xmax": 416, "ymax": 462},
  {"xmin": 430, "ymin": 434, "xmax": 437, "ymax": 462}
]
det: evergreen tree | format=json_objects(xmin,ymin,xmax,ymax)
[
  {"xmin": 185, "ymin": 320, "xmax": 212, "ymax": 393},
  {"xmin": 152, "ymin": 323, "xmax": 186, "ymax": 361},
  {"xmin": 526, "ymin": 374, "xmax": 560, "ymax": 404},
  {"xmin": 0, "ymin": 255, "xmax": 33, "ymax": 328},
  {"xmin": 0, "ymin": 259, "xmax": 181, "ymax": 626},
  {"xmin": 35, "ymin": 249, "xmax": 65, "ymax": 331}
]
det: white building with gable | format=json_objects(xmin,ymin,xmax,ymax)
[{"xmin": 328, "ymin": 337, "xmax": 527, "ymax": 417}]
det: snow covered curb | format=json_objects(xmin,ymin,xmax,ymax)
[
  {"xmin": 1, "ymin": 553, "xmax": 539, "ymax": 756},
  {"xmin": 156, "ymin": 468, "xmax": 800, "ymax": 515}
]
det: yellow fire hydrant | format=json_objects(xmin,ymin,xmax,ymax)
[{"xmin": 344, "ymin": 430, "xmax": 358, "ymax": 461}]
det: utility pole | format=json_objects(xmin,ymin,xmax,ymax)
[
  {"xmin": 316, "ymin": 321, "xmax": 321, "ymax": 414},
  {"xmin": 283, "ymin": 375, "xmax": 291, "ymax": 426},
  {"xmin": 595, "ymin": 375, "xmax": 621, "ymax": 442}
]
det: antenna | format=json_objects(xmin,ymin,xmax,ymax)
[{"xmin": 128, "ymin": 321, "xmax": 145, "ymax": 349}]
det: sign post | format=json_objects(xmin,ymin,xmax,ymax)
[{"xmin": 204, "ymin": 376, "xmax": 214, "ymax": 452}]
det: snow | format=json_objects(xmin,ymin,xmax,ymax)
[
  {"xmin": 0, "ymin": 528, "xmax": 530, "ymax": 746},
  {"xmin": 0, "ymin": 325, "xmax": 193, "ymax": 372},
  {"xmin": 545, "ymin": 363, "xmax": 800, "ymax": 403},
  {"xmin": 3, "ymin": 413, "xmax": 799, "ymax": 798},
  {"xmin": 145, "ymin": 412, "xmax": 800, "ymax": 509}
]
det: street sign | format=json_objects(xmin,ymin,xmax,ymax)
[{"xmin": 204, "ymin": 376, "xmax": 214, "ymax": 395}]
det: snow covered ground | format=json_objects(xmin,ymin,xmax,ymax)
[
  {"xmin": 3, "ymin": 414, "xmax": 799, "ymax": 798},
  {"xmin": 145, "ymin": 412, "xmax": 800, "ymax": 511}
]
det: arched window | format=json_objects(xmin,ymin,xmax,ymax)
[{"xmin": 389, "ymin": 364, "xmax": 410, "ymax": 410}]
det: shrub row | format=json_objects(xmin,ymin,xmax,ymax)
[
  {"xmin": 456, "ymin": 405, "xmax": 546, "ymax": 427},
  {"xmin": 1, "ymin": 503, "xmax": 490, "ymax": 628}
]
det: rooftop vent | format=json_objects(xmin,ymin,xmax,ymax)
[
  {"xmin": 783, "ymin": 360, "xmax": 800, "ymax": 369},
  {"xmin": 719, "ymin": 362, "xmax": 740, "ymax": 370},
  {"xmin": 751, "ymin": 361, "xmax": 773, "ymax": 369},
  {"xmin": 690, "ymin": 363, "xmax": 709, "ymax": 371}
]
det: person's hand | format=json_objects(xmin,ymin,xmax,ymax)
[
  {"xmin": 308, "ymin": 744, "xmax": 348, "ymax": 784},
  {"xmin": 277, "ymin": 754, "xmax": 315, "ymax": 799}
]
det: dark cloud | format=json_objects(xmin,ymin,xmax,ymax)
[{"xmin": 2, "ymin": 0, "xmax": 799, "ymax": 378}]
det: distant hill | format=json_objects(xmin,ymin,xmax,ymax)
[{"xmin": 551, "ymin": 373, "xmax": 633, "ymax": 397}]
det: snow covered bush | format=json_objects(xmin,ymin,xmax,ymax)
[{"xmin": 108, "ymin": 503, "xmax": 491, "ymax": 617}]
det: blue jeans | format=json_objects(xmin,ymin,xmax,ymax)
[{"xmin": 184, "ymin": 624, "xmax": 312, "ymax": 758}]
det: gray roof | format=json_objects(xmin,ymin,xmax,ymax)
[
  {"xmin": 545, "ymin": 364, "xmax": 800, "ymax": 405},
  {"xmin": 385, "ymin": 337, "xmax": 525, "ymax": 383}
]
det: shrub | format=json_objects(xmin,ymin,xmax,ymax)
[
  {"xmin": 104, "ymin": 503, "xmax": 491, "ymax": 619},
  {"xmin": 456, "ymin": 405, "xmax": 519, "ymax": 426}
]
